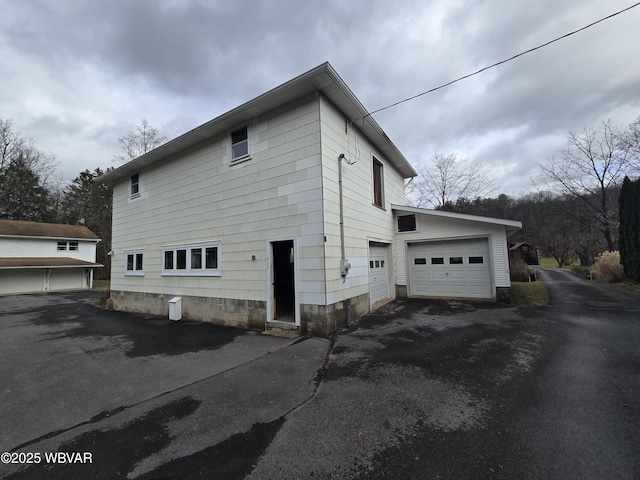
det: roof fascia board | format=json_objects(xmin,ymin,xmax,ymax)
[{"xmin": 392, "ymin": 204, "xmax": 523, "ymax": 229}]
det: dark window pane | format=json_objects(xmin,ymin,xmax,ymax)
[
  {"xmin": 469, "ymin": 256, "xmax": 484, "ymax": 264},
  {"xmin": 373, "ymin": 158, "xmax": 383, "ymax": 207},
  {"xmin": 205, "ymin": 247, "xmax": 218, "ymax": 269},
  {"xmin": 69, "ymin": 242, "xmax": 78, "ymax": 251},
  {"xmin": 397, "ymin": 215, "xmax": 416, "ymax": 232},
  {"xmin": 414, "ymin": 258, "xmax": 427, "ymax": 265},
  {"xmin": 57, "ymin": 242, "xmax": 67, "ymax": 251},
  {"xmin": 176, "ymin": 249, "xmax": 187, "ymax": 269},
  {"xmin": 431, "ymin": 258, "xmax": 444, "ymax": 265},
  {"xmin": 231, "ymin": 127, "xmax": 247, "ymax": 144},
  {"xmin": 127, "ymin": 254, "xmax": 134, "ymax": 271},
  {"xmin": 450, "ymin": 257, "xmax": 463, "ymax": 264},
  {"xmin": 191, "ymin": 249, "xmax": 202, "ymax": 269},
  {"xmin": 135, "ymin": 253, "xmax": 143, "ymax": 270},
  {"xmin": 370, "ymin": 261, "xmax": 374, "ymax": 268},
  {"xmin": 375, "ymin": 260, "xmax": 380, "ymax": 267},
  {"xmin": 381, "ymin": 260, "xmax": 385, "ymax": 267},
  {"xmin": 130, "ymin": 174, "xmax": 139, "ymax": 195},
  {"xmin": 164, "ymin": 251, "xmax": 173, "ymax": 269}
]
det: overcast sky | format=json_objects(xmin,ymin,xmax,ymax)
[{"xmin": 1, "ymin": 0, "xmax": 639, "ymax": 196}]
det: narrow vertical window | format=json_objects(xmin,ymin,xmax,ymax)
[
  {"xmin": 373, "ymin": 158, "xmax": 384, "ymax": 208},
  {"xmin": 205, "ymin": 247, "xmax": 218, "ymax": 269},
  {"xmin": 127, "ymin": 254, "xmax": 134, "ymax": 271},
  {"xmin": 130, "ymin": 173, "xmax": 140, "ymax": 197},
  {"xmin": 164, "ymin": 251, "xmax": 173, "ymax": 270},
  {"xmin": 176, "ymin": 249, "xmax": 187, "ymax": 269},
  {"xmin": 191, "ymin": 248, "xmax": 202, "ymax": 269},
  {"xmin": 231, "ymin": 126, "xmax": 249, "ymax": 161}
]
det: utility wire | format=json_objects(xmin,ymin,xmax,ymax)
[{"xmin": 361, "ymin": 2, "xmax": 640, "ymax": 121}]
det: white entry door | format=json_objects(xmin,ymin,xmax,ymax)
[{"xmin": 369, "ymin": 244, "xmax": 390, "ymax": 304}]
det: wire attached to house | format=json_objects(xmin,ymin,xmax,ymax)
[{"xmin": 358, "ymin": 2, "xmax": 640, "ymax": 122}]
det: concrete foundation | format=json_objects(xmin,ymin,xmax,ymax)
[{"xmin": 111, "ymin": 290, "xmax": 372, "ymax": 337}]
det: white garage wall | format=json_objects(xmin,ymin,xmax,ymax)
[{"xmin": 394, "ymin": 211, "xmax": 513, "ymax": 290}]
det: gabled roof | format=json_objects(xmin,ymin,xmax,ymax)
[
  {"xmin": 0, "ymin": 219, "xmax": 100, "ymax": 240},
  {"xmin": 98, "ymin": 62, "xmax": 417, "ymax": 184},
  {"xmin": 0, "ymin": 257, "xmax": 103, "ymax": 269},
  {"xmin": 392, "ymin": 204, "xmax": 522, "ymax": 234}
]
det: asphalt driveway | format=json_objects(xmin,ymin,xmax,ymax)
[
  {"xmin": 0, "ymin": 291, "xmax": 328, "ymax": 479},
  {"xmin": 2, "ymin": 270, "xmax": 639, "ymax": 479}
]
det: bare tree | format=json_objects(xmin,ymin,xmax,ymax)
[
  {"xmin": 407, "ymin": 152, "xmax": 496, "ymax": 208},
  {"xmin": 0, "ymin": 117, "xmax": 58, "ymax": 183},
  {"xmin": 537, "ymin": 119, "xmax": 633, "ymax": 252},
  {"xmin": 114, "ymin": 119, "xmax": 168, "ymax": 164}
]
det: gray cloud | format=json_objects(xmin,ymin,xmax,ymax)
[{"xmin": 1, "ymin": 0, "xmax": 638, "ymax": 195}]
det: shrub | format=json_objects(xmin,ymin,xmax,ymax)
[
  {"xmin": 510, "ymin": 255, "xmax": 536, "ymax": 282},
  {"xmin": 570, "ymin": 265, "xmax": 592, "ymax": 279},
  {"xmin": 591, "ymin": 251, "xmax": 624, "ymax": 283}
]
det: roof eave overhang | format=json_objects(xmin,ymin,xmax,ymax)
[
  {"xmin": 392, "ymin": 204, "xmax": 523, "ymax": 231},
  {"xmin": 98, "ymin": 62, "xmax": 417, "ymax": 184}
]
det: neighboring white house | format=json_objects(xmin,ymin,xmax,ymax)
[
  {"xmin": 98, "ymin": 62, "xmax": 521, "ymax": 336},
  {"xmin": 0, "ymin": 220, "xmax": 102, "ymax": 295}
]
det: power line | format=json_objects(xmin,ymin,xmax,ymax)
[{"xmin": 361, "ymin": 2, "xmax": 640, "ymax": 121}]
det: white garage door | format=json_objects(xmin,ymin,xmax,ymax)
[
  {"xmin": 409, "ymin": 239, "xmax": 492, "ymax": 299},
  {"xmin": 369, "ymin": 244, "xmax": 390, "ymax": 304},
  {"xmin": 50, "ymin": 269, "xmax": 84, "ymax": 291},
  {"xmin": 0, "ymin": 270, "xmax": 44, "ymax": 295}
]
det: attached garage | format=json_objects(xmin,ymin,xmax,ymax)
[
  {"xmin": 392, "ymin": 205, "xmax": 522, "ymax": 302},
  {"xmin": 369, "ymin": 243, "xmax": 391, "ymax": 305},
  {"xmin": 408, "ymin": 238, "xmax": 492, "ymax": 299}
]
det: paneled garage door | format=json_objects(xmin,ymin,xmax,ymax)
[
  {"xmin": 369, "ymin": 244, "xmax": 390, "ymax": 304},
  {"xmin": 409, "ymin": 239, "xmax": 492, "ymax": 299},
  {"xmin": 50, "ymin": 269, "xmax": 85, "ymax": 291}
]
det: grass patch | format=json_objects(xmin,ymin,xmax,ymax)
[
  {"xmin": 92, "ymin": 280, "xmax": 110, "ymax": 292},
  {"xmin": 598, "ymin": 281, "xmax": 640, "ymax": 300},
  {"xmin": 509, "ymin": 281, "xmax": 549, "ymax": 306},
  {"xmin": 538, "ymin": 257, "xmax": 579, "ymax": 269}
]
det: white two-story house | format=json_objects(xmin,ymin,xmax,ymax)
[
  {"xmin": 98, "ymin": 63, "xmax": 520, "ymax": 336},
  {"xmin": 0, "ymin": 220, "xmax": 102, "ymax": 295}
]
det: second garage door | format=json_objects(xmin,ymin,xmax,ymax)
[{"xmin": 409, "ymin": 239, "xmax": 492, "ymax": 299}]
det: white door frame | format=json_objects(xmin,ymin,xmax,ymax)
[{"xmin": 266, "ymin": 237, "xmax": 300, "ymax": 326}]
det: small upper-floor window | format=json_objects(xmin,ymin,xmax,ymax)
[
  {"xmin": 125, "ymin": 250, "xmax": 145, "ymax": 276},
  {"xmin": 231, "ymin": 126, "xmax": 249, "ymax": 162},
  {"xmin": 373, "ymin": 157, "xmax": 384, "ymax": 208},
  {"xmin": 130, "ymin": 173, "xmax": 140, "ymax": 198},
  {"xmin": 57, "ymin": 241, "xmax": 79, "ymax": 251},
  {"xmin": 397, "ymin": 214, "xmax": 417, "ymax": 232}
]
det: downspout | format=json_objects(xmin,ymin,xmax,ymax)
[{"xmin": 338, "ymin": 153, "xmax": 352, "ymax": 327}]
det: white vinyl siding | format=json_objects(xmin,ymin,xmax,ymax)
[
  {"xmin": 110, "ymin": 95, "xmax": 325, "ymax": 302},
  {"xmin": 0, "ymin": 237, "xmax": 98, "ymax": 263},
  {"xmin": 394, "ymin": 210, "xmax": 513, "ymax": 293},
  {"xmin": 319, "ymin": 95, "xmax": 405, "ymax": 306}
]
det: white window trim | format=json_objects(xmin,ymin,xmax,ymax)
[
  {"xmin": 230, "ymin": 125, "xmax": 251, "ymax": 165},
  {"xmin": 162, "ymin": 241, "xmax": 222, "ymax": 277},
  {"xmin": 125, "ymin": 250, "xmax": 145, "ymax": 276}
]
